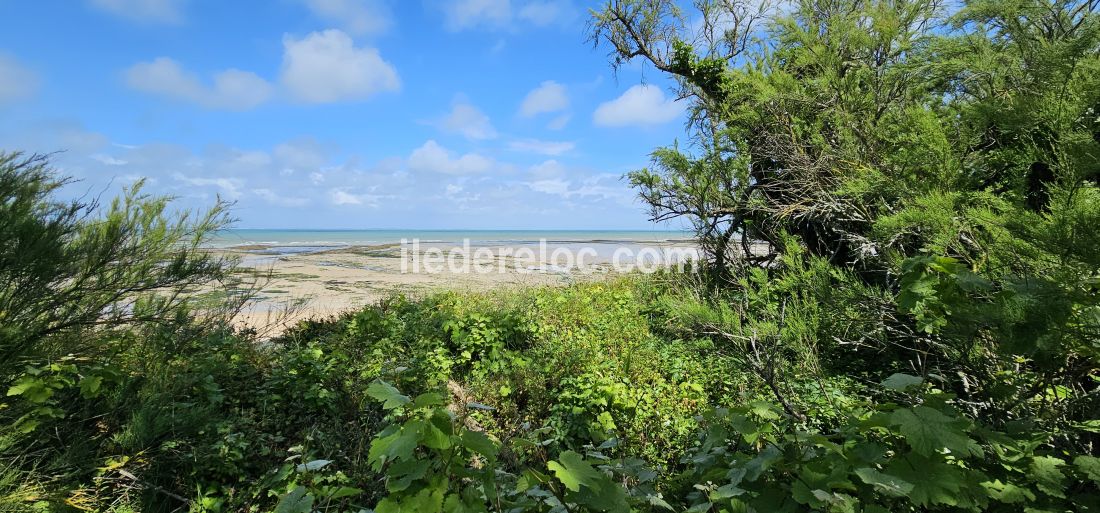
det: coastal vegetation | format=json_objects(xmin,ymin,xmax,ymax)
[{"xmin": 2, "ymin": 0, "xmax": 1099, "ymax": 511}]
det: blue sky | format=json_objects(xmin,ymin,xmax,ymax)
[{"xmin": 0, "ymin": 0, "xmax": 693, "ymax": 229}]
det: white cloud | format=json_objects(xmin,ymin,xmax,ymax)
[
  {"xmin": 125, "ymin": 57, "xmax": 273, "ymax": 110},
  {"xmin": 509, "ymin": 138, "xmax": 574, "ymax": 156},
  {"xmin": 526, "ymin": 173, "xmax": 628, "ymax": 201},
  {"xmin": 546, "ymin": 113, "xmax": 570, "ymax": 130},
  {"xmin": 435, "ymin": 102, "xmax": 497, "ymax": 140},
  {"xmin": 330, "ymin": 189, "xmax": 364, "ymax": 205},
  {"xmin": 442, "ymin": 0, "xmax": 511, "ymax": 30},
  {"xmin": 329, "ymin": 188, "xmax": 389, "ymax": 207},
  {"xmin": 91, "ymin": 154, "xmax": 127, "ymax": 166},
  {"xmin": 528, "ymin": 178, "xmax": 570, "ymax": 195},
  {"xmin": 408, "ymin": 140, "xmax": 493, "ymax": 175},
  {"xmin": 254, "ymin": 188, "xmax": 309, "ymax": 207},
  {"xmin": 529, "ymin": 159, "xmax": 566, "ymax": 179},
  {"xmin": 88, "ymin": 0, "xmax": 185, "ymax": 23},
  {"xmin": 301, "ymin": 0, "xmax": 391, "ymax": 35},
  {"xmin": 440, "ymin": 0, "xmax": 573, "ymax": 30},
  {"xmin": 593, "ymin": 84, "xmax": 684, "ymax": 127},
  {"xmin": 274, "ymin": 138, "xmax": 329, "ymax": 171},
  {"xmin": 0, "ymin": 53, "xmax": 39, "ymax": 105},
  {"xmin": 281, "ymin": 29, "xmax": 400, "ymax": 103},
  {"xmin": 519, "ymin": 80, "xmax": 568, "ymax": 118},
  {"xmin": 174, "ymin": 174, "xmax": 244, "ymax": 198},
  {"xmin": 517, "ymin": 1, "xmax": 572, "ymax": 26}
]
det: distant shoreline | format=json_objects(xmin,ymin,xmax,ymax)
[{"xmin": 206, "ymin": 228, "xmax": 697, "ymax": 250}]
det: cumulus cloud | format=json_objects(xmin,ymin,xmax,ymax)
[
  {"xmin": 593, "ymin": 84, "xmax": 684, "ymax": 127},
  {"xmin": 435, "ymin": 102, "xmax": 498, "ymax": 140},
  {"xmin": 125, "ymin": 57, "xmax": 273, "ymax": 110},
  {"xmin": 508, "ymin": 138, "xmax": 574, "ymax": 156},
  {"xmin": 280, "ymin": 29, "xmax": 400, "ymax": 103},
  {"xmin": 408, "ymin": 140, "xmax": 494, "ymax": 175},
  {"xmin": 0, "ymin": 53, "xmax": 40, "ymax": 105},
  {"xmin": 301, "ymin": 0, "xmax": 391, "ymax": 35},
  {"xmin": 518, "ymin": 80, "xmax": 568, "ymax": 118},
  {"xmin": 88, "ymin": 0, "xmax": 185, "ymax": 23}
]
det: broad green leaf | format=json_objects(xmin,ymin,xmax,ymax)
[
  {"xmin": 325, "ymin": 486, "xmax": 362, "ymax": 499},
  {"xmin": 385, "ymin": 458, "xmax": 429, "ymax": 492},
  {"xmin": 421, "ymin": 422, "xmax": 452, "ymax": 450},
  {"xmin": 981, "ymin": 479, "xmax": 1036, "ymax": 504},
  {"xmin": 1029, "ymin": 456, "xmax": 1066, "ymax": 498},
  {"xmin": 890, "ymin": 406, "xmax": 981, "ymax": 457},
  {"xmin": 369, "ymin": 420, "xmax": 422, "ymax": 468},
  {"xmin": 295, "ymin": 459, "xmax": 332, "ymax": 472},
  {"xmin": 412, "ymin": 392, "xmax": 446, "ymax": 409},
  {"xmin": 274, "ymin": 486, "xmax": 313, "ymax": 513},
  {"xmin": 710, "ymin": 483, "xmax": 746, "ymax": 500},
  {"xmin": 367, "ymin": 381, "xmax": 411, "ymax": 410},
  {"xmin": 459, "ymin": 430, "xmax": 498, "ymax": 460},
  {"xmin": 547, "ymin": 451, "xmax": 603, "ymax": 492},
  {"xmin": 854, "ymin": 467, "xmax": 914, "ymax": 497},
  {"xmin": 887, "ymin": 453, "xmax": 963, "ymax": 507},
  {"xmin": 6, "ymin": 378, "xmax": 51, "ymax": 403},
  {"xmin": 78, "ymin": 375, "xmax": 104, "ymax": 398},
  {"xmin": 748, "ymin": 400, "xmax": 780, "ymax": 420},
  {"xmin": 881, "ymin": 373, "xmax": 923, "ymax": 391},
  {"xmin": 1074, "ymin": 455, "xmax": 1100, "ymax": 481}
]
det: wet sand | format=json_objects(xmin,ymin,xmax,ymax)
[{"xmin": 219, "ymin": 239, "xmax": 703, "ymax": 335}]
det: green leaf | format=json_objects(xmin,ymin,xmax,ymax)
[
  {"xmin": 369, "ymin": 421, "xmax": 422, "ymax": 469},
  {"xmin": 367, "ymin": 381, "xmax": 411, "ymax": 410},
  {"xmin": 78, "ymin": 375, "xmax": 104, "ymax": 398},
  {"xmin": 890, "ymin": 406, "xmax": 981, "ymax": 457},
  {"xmin": 887, "ymin": 453, "xmax": 963, "ymax": 507},
  {"xmin": 854, "ymin": 467, "xmax": 914, "ymax": 497},
  {"xmin": 385, "ymin": 458, "xmax": 429, "ymax": 492},
  {"xmin": 881, "ymin": 373, "xmax": 923, "ymax": 391},
  {"xmin": 421, "ymin": 422, "xmax": 452, "ymax": 450},
  {"xmin": 412, "ymin": 392, "xmax": 446, "ymax": 409},
  {"xmin": 748, "ymin": 400, "xmax": 780, "ymax": 420},
  {"xmin": 1072, "ymin": 420, "xmax": 1100, "ymax": 433},
  {"xmin": 459, "ymin": 430, "xmax": 498, "ymax": 460},
  {"xmin": 274, "ymin": 486, "xmax": 313, "ymax": 513},
  {"xmin": 710, "ymin": 483, "xmax": 746, "ymax": 500},
  {"xmin": 6, "ymin": 377, "xmax": 51, "ymax": 403},
  {"xmin": 1074, "ymin": 455, "xmax": 1100, "ymax": 482},
  {"xmin": 547, "ymin": 451, "xmax": 603, "ymax": 492},
  {"xmin": 981, "ymin": 479, "xmax": 1036, "ymax": 504},
  {"xmin": 1029, "ymin": 456, "xmax": 1066, "ymax": 498},
  {"xmin": 295, "ymin": 459, "xmax": 332, "ymax": 472},
  {"xmin": 326, "ymin": 486, "xmax": 362, "ymax": 499}
]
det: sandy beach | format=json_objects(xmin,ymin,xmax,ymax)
[{"xmin": 218, "ymin": 237, "xmax": 702, "ymax": 335}]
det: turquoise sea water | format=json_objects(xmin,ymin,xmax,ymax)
[{"xmin": 208, "ymin": 229, "xmax": 695, "ymax": 248}]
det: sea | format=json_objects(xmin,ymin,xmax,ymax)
[{"xmin": 208, "ymin": 229, "xmax": 695, "ymax": 249}]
